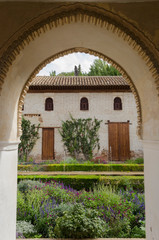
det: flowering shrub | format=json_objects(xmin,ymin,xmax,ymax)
[
  {"xmin": 17, "ymin": 191, "xmax": 27, "ymax": 221},
  {"xmin": 17, "ymin": 180, "xmax": 145, "ymax": 238},
  {"xmin": 54, "ymin": 203, "xmax": 108, "ymax": 238},
  {"xmin": 16, "ymin": 232, "xmax": 25, "ymax": 239},
  {"xmin": 120, "ymin": 189, "xmax": 145, "ymax": 232},
  {"xmin": 18, "ymin": 180, "xmax": 44, "ymax": 193}
]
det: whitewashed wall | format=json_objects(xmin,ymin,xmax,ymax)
[{"xmin": 23, "ymin": 91, "xmax": 143, "ymax": 160}]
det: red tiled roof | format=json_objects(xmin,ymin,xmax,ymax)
[
  {"xmin": 29, "ymin": 76, "xmax": 130, "ymax": 91},
  {"xmin": 31, "ymin": 76, "xmax": 127, "ymax": 86}
]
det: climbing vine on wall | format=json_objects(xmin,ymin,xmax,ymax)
[{"xmin": 59, "ymin": 115, "xmax": 102, "ymax": 161}]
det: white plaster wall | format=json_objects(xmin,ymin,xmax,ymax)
[
  {"xmin": 23, "ymin": 91, "xmax": 142, "ymax": 160},
  {"xmin": 0, "ymin": 142, "xmax": 18, "ymax": 240}
]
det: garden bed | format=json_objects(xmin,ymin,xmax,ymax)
[{"xmin": 17, "ymin": 179, "xmax": 145, "ymax": 239}]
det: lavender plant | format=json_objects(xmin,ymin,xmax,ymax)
[{"xmin": 17, "ymin": 180, "xmax": 145, "ymax": 238}]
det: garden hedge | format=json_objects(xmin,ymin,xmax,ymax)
[
  {"xmin": 18, "ymin": 165, "xmax": 33, "ymax": 171},
  {"xmin": 18, "ymin": 175, "xmax": 144, "ymax": 191},
  {"xmin": 18, "ymin": 163, "xmax": 144, "ymax": 172}
]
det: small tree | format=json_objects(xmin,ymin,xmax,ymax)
[
  {"xmin": 59, "ymin": 116, "xmax": 102, "ymax": 161},
  {"xmin": 74, "ymin": 65, "xmax": 78, "ymax": 76},
  {"xmin": 18, "ymin": 117, "xmax": 40, "ymax": 161},
  {"xmin": 49, "ymin": 70, "xmax": 56, "ymax": 76},
  {"xmin": 78, "ymin": 64, "xmax": 82, "ymax": 76}
]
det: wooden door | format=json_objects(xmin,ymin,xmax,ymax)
[
  {"xmin": 42, "ymin": 128, "xmax": 54, "ymax": 160},
  {"xmin": 108, "ymin": 122, "xmax": 130, "ymax": 161},
  {"xmin": 108, "ymin": 123, "xmax": 119, "ymax": 161},
  {"xmin": 118, "ymin": 123, "xmax": 130, "ymax": 161}
]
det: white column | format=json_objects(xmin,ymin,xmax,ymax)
[
  {"xmin": 143, "ymin": 140, "xmax": 159, "ymax": 240},
  {"xmin": 0, "ymin": 141, "xmax": 19, "ymax": 240}
]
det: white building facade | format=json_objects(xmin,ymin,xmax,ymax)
[{"xmin": 23, "ymin": 76, "xmax": 143, "ymax": 161}]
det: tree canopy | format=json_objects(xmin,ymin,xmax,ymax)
[
  {"xmin": 49, "ymin": 70, "xmax": 56, "ymax": 76},
  {"xmin": 49, "ymin": 59, "xmax": 121, "ymax": 77},
  {"xmin": 88, "ymin": 59, "xmax": 121, "ymax": 76}
]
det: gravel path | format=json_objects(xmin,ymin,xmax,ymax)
[{"xmin": 18, "ymin": 171, "xmax": 144, "ymax": 176}]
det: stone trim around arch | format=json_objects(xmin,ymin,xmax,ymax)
[
  {"xmin": 0, "ymin": 3, "xmax": 159, "ymax": 94},
  {"xmin": 18, "ymin": 47, "xmax": 142, "ymax": 139}
]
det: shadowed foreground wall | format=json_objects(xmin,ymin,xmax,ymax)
[{"xmin": 0, "ymin": 2, "xmax": 159, "ymax": 240}]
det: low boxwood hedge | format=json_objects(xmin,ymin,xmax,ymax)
[
  {"xmin": 18, "ymin": 175, "xmax": 144, "ymax": 191},
  {"xmin": 18, "ymin": 165, "xmax": 33, "ymax": 171},
  {"xmin": 18, "ymin": 163, "xmax": 144, "ymax": 172}
]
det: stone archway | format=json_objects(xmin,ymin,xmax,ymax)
[
  {"xmin": 0, "ymin": 4, "xmax": 159, "ymax": 240},
  {"xmin": 18, "ymin": 47, "xmax": 142, "ymax": 137}
]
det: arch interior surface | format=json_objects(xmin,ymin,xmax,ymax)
[{"xmin": 0, "ymin": 2, "xmax": 159, "ymax": 240}]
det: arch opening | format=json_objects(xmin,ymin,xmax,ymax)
[{"xmin": 18, "ymin": 48, "xmax": 142, "ymax": 138}]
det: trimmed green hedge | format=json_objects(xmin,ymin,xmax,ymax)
[
  {"xmin": 18, "ymin": 175, "xmax": 144, "ymax": 191},
  {"xmin": 18, "ymin": 164, "xmax": 144, "ymax": 172},
  {"xmin": 18, "ymin": 165, "xmax": 33, "ymax": 171}
]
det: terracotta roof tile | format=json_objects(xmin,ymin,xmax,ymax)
[{"xmin": 30, "ymin": 76, "xmax": 129, "ymax": 88}]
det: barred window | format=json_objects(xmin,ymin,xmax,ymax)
[
  {"xmin": 114, "ymin": 97, "xmax": 122, "ymax": 110},
  {"xmin": 80, "ymin": 97, "xmax": 89, "ymax": 110},
  {"xmin": 45, "ymin": 98, "xmax": 53, "ymax": 111}
]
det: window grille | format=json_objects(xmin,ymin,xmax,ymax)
[
  {"xmin": 114, "ymin": 97, "xmax": 122, "ymax": 110},
  {"xmin": 45, "ymin": 98, "xmax": 53, "ymax": 111},
  {"xmin": 80, "ymin": 97, "xmax": 89, "ymax": 110}
]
